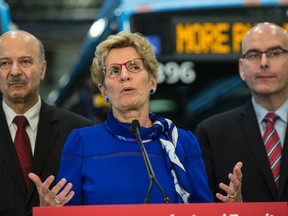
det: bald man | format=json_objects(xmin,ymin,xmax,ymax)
[
  {"xmin": 196, "ymin": 22, "xmax": 288, "ymax": 202},
  {"xmin": 0, "ymin": 30, "xmax": 94, "ymax": 216}
]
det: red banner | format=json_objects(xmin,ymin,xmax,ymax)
[{"xmin": 34, "ymin": 202, "xmax": 288, "ymax": 216}]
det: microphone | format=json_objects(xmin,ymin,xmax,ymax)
[{"xmin": 130, "ymin": 119, "xmax": 170, "ymax": 204}]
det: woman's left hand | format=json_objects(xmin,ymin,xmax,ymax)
[{"xmin": 216, "ymin": 161, "xmax": 243, "ymax": 202}]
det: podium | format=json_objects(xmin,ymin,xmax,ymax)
[{"xmin": 34, "ymin": 202, "xmax": 288, "ymax": 216}]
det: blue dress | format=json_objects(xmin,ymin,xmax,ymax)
[{"xmin": 57, "ymin": 112, "xmax": 213, "ymax": 205}]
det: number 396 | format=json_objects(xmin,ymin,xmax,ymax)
[{"xmin": 157, "ymin": 61, "xmax": 196, "ymax": 84}]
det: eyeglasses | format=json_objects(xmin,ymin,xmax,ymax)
[
  {"xmin": 242, "ymin": 47, "xmax": 288, "ymax": 61},
  {"xmin": 103, "ymin": 58, "xmax": 145, "ymax": 78}
]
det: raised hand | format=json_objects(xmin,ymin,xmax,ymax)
[
  {"xmin": 29, "ymin": 172, "xmax": 74, "ymax": 206},
  {"xmin": 216, "ymin": 162, "xmax": 243, "ymax": 202}
]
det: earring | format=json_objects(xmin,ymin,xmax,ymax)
[
  {"xmin": 105, "ymin": 97, "xmax": 110, "ymax": 103},
  {"xmin": 149, "ymin": 89, "xmax": 155, "ymax": 95}
]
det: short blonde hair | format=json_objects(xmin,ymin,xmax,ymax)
[{"xmin": 90, "ymin": 31, "xmax": 158, "ymax": 84}]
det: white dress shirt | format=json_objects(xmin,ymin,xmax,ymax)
[{"xmin": 3, "ymin": 96, "xmax": 42, "ymax": 155}]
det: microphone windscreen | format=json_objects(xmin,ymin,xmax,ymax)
[{"xmin": 130, "ymin": 119, "xmax": 140, "ymax": 135}]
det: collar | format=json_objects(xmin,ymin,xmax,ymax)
[
  {"xmin": 3, "ymin": 96, "xmax": 42, "ymax": 132},
  {"xmin": 104, "ymin": 112, "xmax": 155, "ymax": 142},
  {"xmin": 252, "ymin": 97, "xmax": 288, "ymax": 124}
]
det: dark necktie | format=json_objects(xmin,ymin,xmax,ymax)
[
  {"xmin": 13, "ymin": 116, "xmax": 32, "ymax": 189},
  {"xmin": 263, "ymin": 112, "xmax": 282, "ymax": 189}
]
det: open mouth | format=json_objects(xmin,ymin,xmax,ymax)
[{"xmin": 121, "ymin": 87, "xmax": 135, "ymax": 93}]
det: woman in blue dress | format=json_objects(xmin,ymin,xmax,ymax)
[{"xmin": 29, "ymin": 32, "xmax": 243, "ymax": 206}]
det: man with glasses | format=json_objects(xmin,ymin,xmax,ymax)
[{"xmin": 196, "ymin": 22, "xmax": 288, "ymax": 202}]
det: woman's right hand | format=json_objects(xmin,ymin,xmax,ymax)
[{"xmin": 29, "ymin": 172, "xmax": 74, "ymax": 206}]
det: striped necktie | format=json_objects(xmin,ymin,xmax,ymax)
[{"xmin": 263, "ymin": 112, "xmax": 282, "ymax": 189}]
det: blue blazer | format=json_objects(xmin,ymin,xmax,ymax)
[{"xmin": 57, "ymin": 113, "xmax": 213, "ymax": 205}]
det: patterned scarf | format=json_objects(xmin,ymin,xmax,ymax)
[
  {"xmin": 105, "ymin": 112, "xmax": 192, "ymax": 203},
  {"xmin": 150, "ymin": 113, "xmax": 191, "ymax": 203}
]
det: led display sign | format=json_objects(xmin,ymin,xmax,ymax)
[{"xmin": 175, "ymin": 21, "xmax": 288, "ymax": 55}]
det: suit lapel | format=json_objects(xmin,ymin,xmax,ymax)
[
  {"xmin": 278, "ymin": 127, "xmax": 288, "ymax": 199},
  {"xmin": 27, "ymin": 102, "xmax": 59, "ymax": 198},
  {"xmin": 238, "ymin": 102, "xmax": 278, "ymax": 198},
  {"xmin": 0, "ymin": 106, "xmax": 28, "ymax": 193}
]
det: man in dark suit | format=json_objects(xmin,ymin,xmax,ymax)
[
  {"xmin": 0, "ymin": 30, "xmax": 94, "ymax": 215},
  {"xmin": 196, "ymin": 22, "xmax": 288, "ymax": 202}
]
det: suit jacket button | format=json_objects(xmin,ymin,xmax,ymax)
[{"xmin": 26, "ymin": 209, "xmax": 32, "ymax": 216}]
